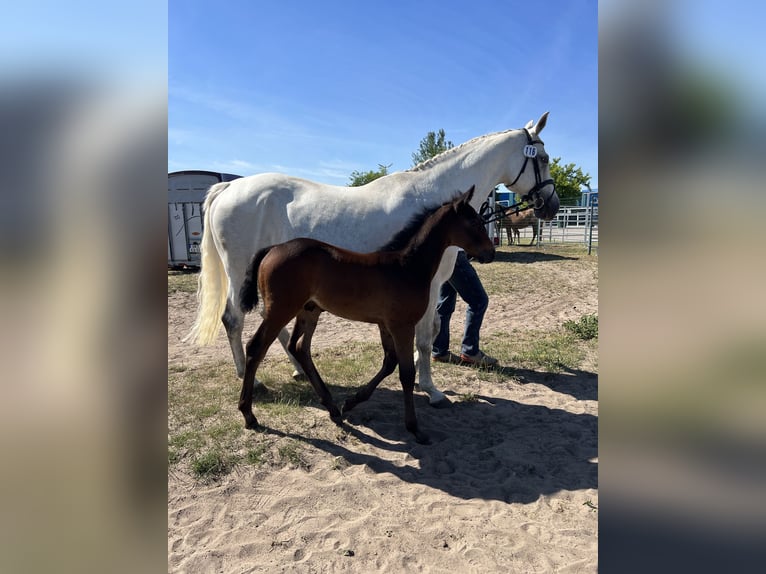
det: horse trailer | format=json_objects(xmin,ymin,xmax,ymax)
[{"xmin": 168, "ymin": 170, "xmax": 242, "ymax": 268}]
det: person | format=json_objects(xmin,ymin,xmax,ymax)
[{"xmin": 431, "ymin": 250, "xmax": 498, "ymax": 367}]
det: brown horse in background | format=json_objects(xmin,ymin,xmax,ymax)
[
  {"xmin": 499, "ymin": 209, "xmax": 539, "ymax": 245},
  {"xmin": 237, "ymin": 185, "xmax": 494, "ymax": 444}
]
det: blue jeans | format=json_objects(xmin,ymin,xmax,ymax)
[{"xmin": 432, "ymin": 251, "xmax": 489, "ymax": 357}]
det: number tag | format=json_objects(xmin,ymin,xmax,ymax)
[{"xmin": 523, "ymin": 145, "xmax": 538, "ymax": 158}]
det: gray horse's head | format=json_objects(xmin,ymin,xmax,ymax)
[{"xmin": 508, "ymin": 112, "xmax": 560, "ymax": 221}]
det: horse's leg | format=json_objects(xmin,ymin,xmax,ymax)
[
  {"xmin": 276, "ymin": 324, "xmax": 308, "ymax": 381},
  {"xmin": 530, "ymin": 222, "xmax": 537, "ymax": 245},
  {"xmin": 287, "ymin": 307, "xmax": 342, "ymax": 424},
  {"xmin": 222, "ymin": 299, "xmax": 249, "ymax": 379},
  {"xmin": 239, "ymin": 311, "xmax": 293, "ymax": 429},
  {"xmin": 391, "ymin": 324, "xmax": 430, "ymax": 445},
  {"xmin": 414, "ymin": 297, "xmax": 450, "ymax": 408},
  {"xmin": 342, "ymin": 325, "xmax": 398, "ymax": 414}
]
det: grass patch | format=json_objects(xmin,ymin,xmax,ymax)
[
  {"xmin": 511, "ymin": 332, "xmax": 584, "ymax": 373},
  {"xmin": 312, "ymin": 343, "xmax": 384, "ymax": 389},
  {"xmin": 246, "ymin": 444, "xmax": 269, "ymax": 466},
  {"xmin": 168, "ymin": 270, "xmax": 199, "ymax": 295},
  {"xmin": 564, "ymin": 314, "xmax": 598, "ymax": 340},
  {"xmin": 483, "ymin": 329, "xmax": 587, "ymax": 374},
  {"xmin": 191, "ymin": 449, "xmax": 234, "ymax": 479},
  {"xmin": 476, "ymin": 244, "xmax": 595, "ymax": 297},
  {"xmin": 168, "ymin": 342, "xmax": 385, "ymax": 479},
  {"xmin": 278, "ymin": 440, "xmax": 309, "ymax": 470}
]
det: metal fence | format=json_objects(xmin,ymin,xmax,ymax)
[{"xmin": 495, "ymin": 203, "xmax": 599, "ymax": 254}]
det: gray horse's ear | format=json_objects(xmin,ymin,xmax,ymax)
[
  {"xmin": 524, "ymin": 119, "xmax": 534, "ymax": 130},
  {"xmin": 532, "ymin": 111, "xmax": 549, "ymax": 135}
]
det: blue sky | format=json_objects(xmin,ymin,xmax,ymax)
[{"xmin": 170, "ymin": 0, "xmax": 597, "ymax": 187}]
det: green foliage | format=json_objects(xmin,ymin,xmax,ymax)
[
  {"xmin": 550, "ymin": 157, "xmax": 592, "ymax": 205},
  {"xmin": 510, "ymin": 332, "xmax": 585, "ymax": 373},
  {"xmin": 168, "ymin": 270, "xmax": 199, "ymax": 294},
  {"xmin": 246, "ymin": 444, "xmax": 268, "ymax": 466},
  {"xmin": 564, "ymin": 314, "xmax": 599, "ymax": 340},
  {"xmin": 348, "ymin": 163, "xmax": 391, "ymax": 187},
  {"xmin": 191, "ymin": 450, "xmax": 232, "ymax": 479},
  {"xmin": 411, "ymin": 128, "xmax": 454, "ymax": 166}
]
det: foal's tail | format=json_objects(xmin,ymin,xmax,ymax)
[
  {"xmin": 184, "ymin": 182, "xmax": 231, "ymax": 345},
  {"xmin": 239, "ymin": 246, "xmax": 274, "ymax": 313}
]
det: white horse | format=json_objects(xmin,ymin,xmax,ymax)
[{"xmin": 187, "ymin": 112, "xmax": 559, "ymax": 407}]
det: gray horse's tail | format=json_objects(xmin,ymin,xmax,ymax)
[
  {"xmin": 239, "ymin": 246, "xmax": 274, "ymax": 313},
  {"xmin": 184, "ymin": 181, "xmax": 231, "ymax": 345}
]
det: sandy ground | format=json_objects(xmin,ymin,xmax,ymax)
[{"xmin": 168, "ymin": 249, "xmax": 598, "ymax": 573}]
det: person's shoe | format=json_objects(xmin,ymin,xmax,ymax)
[
  {"xmin": 432, "ymin": 352, "xmax": 460, "ymax": 364},
  {"xmin": 460, "ymin": 350, "xmax": 499, "ymax": 367}
]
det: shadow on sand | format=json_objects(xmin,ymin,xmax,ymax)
[
  {"xmin": 260, "ymin": 374, "xmax": 597, "ymax": 504},
  {"xmin": 490, "ymin": 250, "xmax": 579, "ymax": 264}
]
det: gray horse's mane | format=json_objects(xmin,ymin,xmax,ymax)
[{"xmin": 406, "ymin": 129, "xmax": 516, "ymax": 173}]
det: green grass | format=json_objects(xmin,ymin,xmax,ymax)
[
  {"xmin": 483, "ymin": 327, "xmax": 592, "ymax": 374},
  {"xmin": 564, "ymin": 314, "xmax": 598, "ymax": 340},
  {"xmin": 510, "ymin": 332, "xmax": 585, "ymax": 373},
  {"xmin": 277, "ymin": 440, "xmax": 310, "ymax": 470},
  {"xmin": 476, "ymin": 244, "xmax": 596, "ymax": 297},
  {"xmin": 168, "ymin": 343, "xmax": 385, "ymax": 479},
  {"xmin": 246, "ymin": 444, "xmax": 269, "ymax": 465},
  {"xmin": 191, "ymin": 449, "xmax": 235, "ymax": 479},
  {"xmin": 168, "ymin": 270, "xmax": 199, "ymax": 295}
]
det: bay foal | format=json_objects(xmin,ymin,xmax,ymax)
[{"xmin": 238, "ymin": 185, "xmax": 494, "ymax": 443}]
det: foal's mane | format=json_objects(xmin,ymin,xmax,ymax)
[{"xmin": 380, "ymin": 192, "xmax": 462, "ymax": 252}]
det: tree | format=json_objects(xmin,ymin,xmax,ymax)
[
  {"xmin": 348, "ymin": 163, "xmax": 391, "ymax": 187},
  {"xmin": 411, "ymin": 129, "xmax": 454, "ymax": 166},
  {"xmin": 549, "ymin": 157, "xmax": 591, "ymax": 205}
]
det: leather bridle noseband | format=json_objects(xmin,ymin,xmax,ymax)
[{"xmin": 479, "ymin": 128, "xmax": 556, "ymax": 224}]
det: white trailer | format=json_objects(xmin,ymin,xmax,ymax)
[{"xmin": 168, "ymin": 170, "xmax": 241, "ymax": 268}]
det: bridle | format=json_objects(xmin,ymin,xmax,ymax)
[{"xmin": 479, "ymin": 128, "xmax": 556, "ymax": 224}]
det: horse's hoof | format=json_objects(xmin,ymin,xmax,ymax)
[
  {"xmin": 429, "ymin": 396, "xmax": 452, "ymax": 409},
  {"xmin": 341, "ymin": 399, "xmax": 356, "ymax": 414},
  {"xmin": 292, "ymin": 370, "xmax": 308, "ymax": 382},
  {"xmin": 414, "ymin": 431, "xmax": 431, "ymax": 445},
  {"xmin": 252, "ymin": 383, "xmax": 270, "ymax": 397},
  {"xmin": 244, "ymin": 416, "xmax": 260, "ymax": 430},
  {"xmin": 330, "ymin": 414, "xmax": 344, "ymax": 427},
  {"xmin": 328, "ymin": 406, "xmax": 344, "ymax": 425}
]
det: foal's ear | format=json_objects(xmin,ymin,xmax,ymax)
[{"xmin": 461, "ymin": 184, "xmax": 475, "ymax": 205}]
